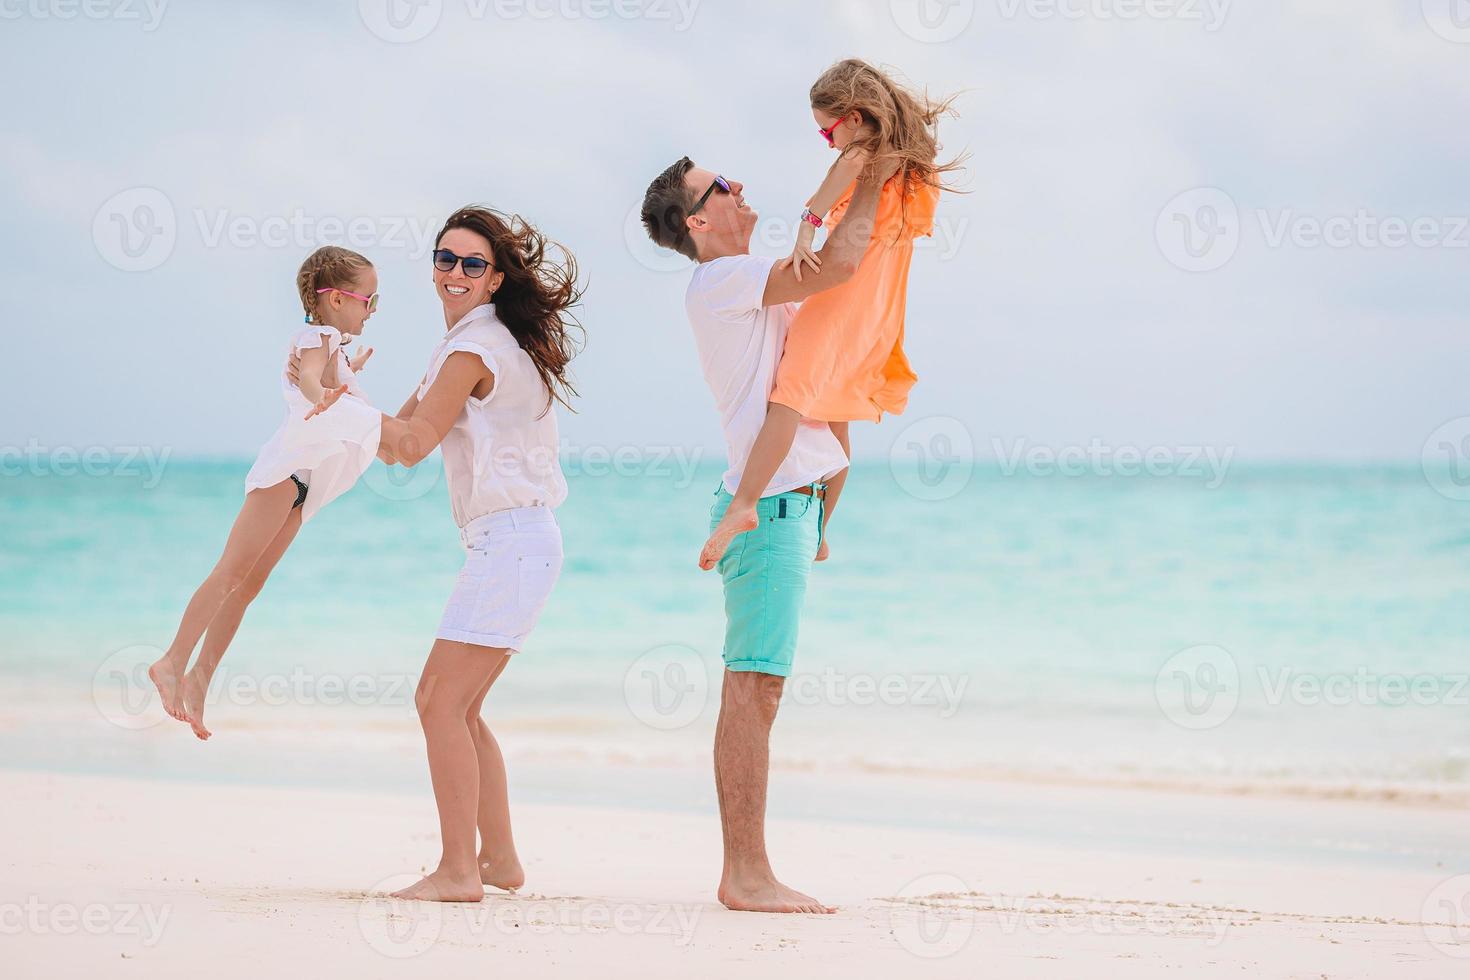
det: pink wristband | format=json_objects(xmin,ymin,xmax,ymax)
[{"xmin": 801, "ymin": 207, "xmax": 823, "ymax": 228}]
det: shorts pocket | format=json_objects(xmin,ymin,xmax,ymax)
[{"xmin": 516, "ymin": 554, "xmax": 562, "ymax": 622}]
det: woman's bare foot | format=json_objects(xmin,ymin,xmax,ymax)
[
  {"xmin": 700, "ymin": 504, "xmax": 758, "ymax": 570},
  {"xmin": 181, "ymin": 668, "xmax": 213, "ymax": 740},
  {"xmin": 388, "ymin": 868, "xmax": 484, "ymax": 903},
  {"xmin": 147, "ymin": 658, "xmax": 186, "ymax": 721},
  {"xmin": 717, "ymin": 873, "xmax": 835, "ymax": 914},
  {"xmin": 478, "ymin": 853, "xmax": 525, "ymax": 893}
]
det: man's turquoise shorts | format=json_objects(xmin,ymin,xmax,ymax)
[{"xmin": 709, "ymin": 483, "xmax": 825, "ymax": 678}]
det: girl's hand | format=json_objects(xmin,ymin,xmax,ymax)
[
  {"xmin": 304, "ymin": 385, "xmax": 349, "ymax": 421},
  {"xmin": 778, "ymin": 241, "xmax": 822, "ymax": 283},
  {"xmin": 349, "ymin": 345, "xmax": 375, "ymax": 373}
]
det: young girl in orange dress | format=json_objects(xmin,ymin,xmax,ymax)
[{"xmin": 700, "ymin": 58, "xmax": 961, "ymax": 569}]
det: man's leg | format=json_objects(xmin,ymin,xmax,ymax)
[{"xmin": 714, "ymin": 668, "xmax": 833, "ymax": 914}]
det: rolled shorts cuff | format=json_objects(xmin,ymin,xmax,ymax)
[
  {"xmin": 434, "ymin": 627, "xmax": 524, "ymax": 652},
  {"xmin": 723, "ymin": 659, "xmax": 793, "ymax": 678}
]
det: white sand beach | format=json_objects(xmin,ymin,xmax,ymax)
[{"xmin": 4, "ymin": 768, "xmax": 1465, "ymax": 978}]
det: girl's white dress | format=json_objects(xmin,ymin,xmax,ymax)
[{"xmin": 243, "ymin": 324, "xmax": 381, "ymax": 522}]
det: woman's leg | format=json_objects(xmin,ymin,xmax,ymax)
[
  {"xmin": 391, "ymin": 639, "xmax": 509, "ymax": 903},
  {"xmin": 179, "ymin": 506, "xmax": 305, "ymax": 739},
  {"xmin": 148, "ymin": 481, "xmax": 298, "ymax": 720},
  {"xmin": 700, "ymin": 403, "xmax": 804, "ymax": 570},
  {"xmin": 465, "ymin": 657, "xmax": 523, "ymax": 891}
]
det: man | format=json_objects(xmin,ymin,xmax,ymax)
[{"xmin": 639, "ymin": 156, "xmax": 889, "ymax": 913}]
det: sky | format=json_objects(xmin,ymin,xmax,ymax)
[{"xmin": 2, "ymin": 0, "xmax": 1466, "ymax": 466}]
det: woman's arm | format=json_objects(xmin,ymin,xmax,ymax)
[
  {"xmin": 376, "ymin": 388, "xmax": 422, "ymax": 464},
  {"xmin": 379, "ymin": 353, "xmax": 491, "ymax": 467}
]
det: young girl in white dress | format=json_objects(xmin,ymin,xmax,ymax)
[{"xmin": 148, "ymin": 246, "xmax": 383, "ymax": 739}]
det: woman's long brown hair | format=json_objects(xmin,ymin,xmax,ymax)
[{"xmin": 436, "ymin": 206, "xmax": 585, "ymax": 413}]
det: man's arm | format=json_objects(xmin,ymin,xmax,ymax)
[{"xmin": 761, "ymin": 168, "xmax": 889, "ymax": 307}]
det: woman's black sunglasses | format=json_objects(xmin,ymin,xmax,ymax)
[
  {"xmin": 689, "ymin": 175, "xmax": 731, "ymax": 216},
  {"xmin": 432, "ymin": 248, "xmax": 492, "ymax": 278}
]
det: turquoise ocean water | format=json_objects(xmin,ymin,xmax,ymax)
[{"xmin": 2, "ymin": 454, "xmax": 1468, "ymax": 810}]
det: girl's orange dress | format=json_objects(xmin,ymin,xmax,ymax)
[{"xmin": 769, "ymin": 173, "xmax": 940, "ymax": 423}]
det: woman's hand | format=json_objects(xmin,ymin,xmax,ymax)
[
  {"xmin": 285, "ymin": 351, "xmax": 301, "ymax": 386},
  {"xmin": 304, "ymin": 385, "xmax": 349, "ymax": 421},
  {"xmin": 349, "ymin": 346, "xmax": 374, "ymax": 373}
]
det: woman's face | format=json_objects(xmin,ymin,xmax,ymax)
[{"xmin": 434, "ymin": 227, "xmax": 504, "ymax": 324}]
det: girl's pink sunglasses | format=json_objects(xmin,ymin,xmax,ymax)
[
  {"xmin": 819, "ymin": 114, "xmax": 847, "ymax": 147},
  {"xmin": 317, "ymin": 286, "xmax": 379, "ymax": 314}
]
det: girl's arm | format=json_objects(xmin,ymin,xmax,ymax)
[
  {"xmin": 295, "ymin": 345, "xmax": 331, "ymax": 405},
  {"xmin": 379, "ymin": 353, "xmax": 490, "ymax": 467},
  {"xmin": 782, "ymin": 147, "xmax": 873, "ymax": 282}
]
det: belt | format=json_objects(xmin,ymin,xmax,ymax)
[{"xmin": 789, "ymin": 483, "xmax": 827, "ymax": 500}]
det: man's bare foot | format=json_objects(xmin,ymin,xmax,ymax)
[
  {"xmin": 718, "ymin": 875, "xmax": 835, "ymax": 914},
  {"xmin": 388, "ymin": 868, "xmax": 484, "ymax": 903},
  {"xmin": 700, "ymin": 504, "xmax": 758, "ymax": 570},
  {"xmin": 478, "ymin": 853, "xmax": 525, "ymax": 893},
  {"xmin": 181, "ymin": 668, "xmax": 212, "ymax": 740},
  {"xmin": 147, "ymin": 658, "xmax": 186, "ymax": 721}
]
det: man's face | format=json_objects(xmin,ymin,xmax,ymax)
[{"xmin": 685, "ymin": 166, "xmax": 755, "ymax": 251}]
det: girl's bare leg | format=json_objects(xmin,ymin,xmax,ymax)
[
  {"xmin": 391, "ymin": 639, "xmax": 509, "ymax": 903},
  {"xmin": 465, "ymin": 657, "xmax": 524, "ymax": 891},
  {"xmin": 180, "ymin": 506, "xmax": 304, "ymax": 740},
  {"xmin": 700, "ymin": 403, "xmax": 804, "ymax": 570},
  {"xmin": 148, "ymin": 481, "xmax": 297, "ymax": 721},
  {"xmin": 816, "ymin": 421, "xmax": 851, "ymax": 561}
]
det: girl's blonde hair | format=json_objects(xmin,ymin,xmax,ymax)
[
  {"xmin": 296, "ymin": 246, "xmax": 373, "ymax": 324},
  {"xmin": 809, "ymin": 58, "xmax": 963, "ymax": 191}
]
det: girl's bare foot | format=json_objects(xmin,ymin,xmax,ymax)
[
  {"xmin": 478, "ymin": 853, "xmax": 525, "ymax": 893},
  {"xmin": 147, "ymin": 658, "xmax": 187, "ymax": 721},
  {"xmin": 700, "ymin": 504, "xmax": 758, "ymax": 570},
  {"xmin": 388, "ymin": 868, "xmax": 484, "ymax": 903},
  {"xmin": 181, "ymin": 668, "xmax": 213, "ymax": 740},
  {"xmin": 717, "ymin": 872, "xmax": 835, "ymax": 914}
]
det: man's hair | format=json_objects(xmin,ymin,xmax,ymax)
[{"xmin": 641, "ymin": 156, "xmax": 699, "ymax": 261}]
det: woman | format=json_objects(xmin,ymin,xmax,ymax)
[{"xmin": 320, "ymin": 206, "xmax": 582, "ymax": 902}]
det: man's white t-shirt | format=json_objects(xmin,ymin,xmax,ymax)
[{"xmin": 685, "ymin": 253, "xmax": 849, "ymax": 496}]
